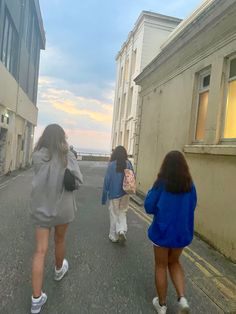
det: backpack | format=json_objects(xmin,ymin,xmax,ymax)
[{"xmin": 123, "ymin": 167, "xmax": 136, "ymax": 195}]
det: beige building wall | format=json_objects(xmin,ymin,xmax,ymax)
[
  {"xmin": 0, "ymin": 65, "xmax": 37, "ymax": 173},
  {"xmin": 135, "ymin": 0, "xmax": 236, "ymax": 261},
  {"xmin": 111, "ymin": 12, "xmax": 181, "ymax": 160}
]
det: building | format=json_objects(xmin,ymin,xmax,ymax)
[
  {"xmin": 0, "ymin": 0, "xmax": 45, "ymax": 175},
  {"xmin": 134, "ymin": 0, "xmax": 236, "ymax": 261},
  {"xmin": 111, "ymin": 11, "xmax": 181, "ymax": 161}
]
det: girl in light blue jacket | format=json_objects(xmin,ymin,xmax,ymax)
[
  {"xmin": 144, "ymin": 151, "xmax": 197, "ymax": 314},
  {"xmin": 102, "ymin": 146, "xmax": 133, "ymax": 243}
]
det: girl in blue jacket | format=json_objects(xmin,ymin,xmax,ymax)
[
  {"xmin": 144, "ymin": 151, "xmax": 197, "ymax": 314},
  {"xmin": 102, "ymin": 146, "xmax": 133, "ymax": 243}
]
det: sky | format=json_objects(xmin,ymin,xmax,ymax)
[{"xmin": 37, "ymin": 0, "xmax": 203, "ymax": 153}]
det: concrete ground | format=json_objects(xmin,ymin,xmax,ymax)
[{"xmin": 0, "ymin": 161, "xmax": 235, "ymax": 314}]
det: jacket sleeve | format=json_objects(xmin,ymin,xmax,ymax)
[
  {"xmin": 192, "ymin": 184, "xmax": 197, "ymax": 210},
  {"xmin": 127, "ymin": 160, "xmax": 134, "ymax": 172},
  {"xmin": 101, "ymin": 163, "xmax": 112, "ymax": 205},
  {"xmin": 144, "ymin": 186, "xmax": 163, "ymax": 215}
]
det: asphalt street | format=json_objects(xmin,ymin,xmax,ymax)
[{"xmin": 0, "ymin": 161, "xmax": 235, "ymax": 314}]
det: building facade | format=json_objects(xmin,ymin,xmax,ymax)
[
  {"xmin": 0, "ymin": 0, "xmax": 45, "ymax": 175},
  {"xmin": 111, "ymin": 11, "xmax": 181, "ymax": 161},
  {"xmin": 135, "ymin": 0, "xmax": 236, "ymax": 261}
]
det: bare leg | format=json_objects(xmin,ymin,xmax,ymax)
[
  {"xmin": 54, "ymin": 224, "xmax": 69, "ymax": 270},
  {"xmin": 32, "ymin": 227, "xmax": 50, "ymax": 297},
  {"xmin": 153, "ymin": 246, "xmax": 169, "ymax": 305},
  {"xmin": 168, "ymin": 248, "xmax": 185, "ymax": 298}
]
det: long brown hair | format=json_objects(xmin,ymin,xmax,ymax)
[
  {"xmin": 34, "ymin": 124, "xmax": 68, "ymax": 166},
  {"xmin": 153, "ymin": 151, "xmax": 193, "ymax": 193},
  {"xmin": 110, "ymin": 146, "xmax": 128, "ymax": 173}
]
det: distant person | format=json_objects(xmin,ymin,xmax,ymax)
[
  {"xmin": 30, "ymin": 124, "xmax": 83, "ymax": 314},
  {"xmin": 69, "ymin": 145, "xmax": 78, "ymax": 159},
  {"xmin": 144, "ymin": 151, "xmax": 197, "ymax": 314},
  {"xmin": 102, "ymin": 146, "xmax": 134, "ymax": 243}
]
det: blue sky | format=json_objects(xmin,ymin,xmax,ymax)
[{"xmin": 37, "ymin": 0, "xmax": 202, "ymax": 153}]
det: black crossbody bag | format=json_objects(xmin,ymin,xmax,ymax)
[{"xmin": 63, "ymin": 169, "xmax": 76, "ymax": 191}]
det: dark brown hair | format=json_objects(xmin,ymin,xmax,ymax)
[
  {"xmin": 153, "ymin": 150, "xmax": 193, "ymax": 193},
  {"xmin": 34, "ymin": 124, "xmax": 68, "ymax": 166},
  {"xmin": 110, "ymin": 146, "xmax": 128, "ymax": 173}
]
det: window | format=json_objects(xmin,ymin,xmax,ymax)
[
  {"xmin": 124, "ymin": 130, "xmax": 130, "ymax": 151},
  {"xmin": 127, "ymin": 87, "xmax": 133, "ymax": 117},
  {"xmin": 224, "ymin": 57, "xmax": 236, "ymax": 139},
  {"xmin": 124, "ymin": 58, "xmax": 129, "ymax": 81},
  {"xmin": 194, "ymin": 70, "xmax": 211, "ymax": 141},
  {"xmin": 121, "ymin": 94, "xmax": 126, "ymax": 118},
  {"xmin": 119, "ymin": 66, "xmax": 123, "ymax": 87},
  {"xmin": 131, "ymin": 49, "xmax": 137, "ymax": 75},
  {"xmin": 1, "ymin": 8, "xmax": 19, "ymax": 78}
]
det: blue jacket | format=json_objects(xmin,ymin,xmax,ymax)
[
  {"xmin": 144, "ymin": 182, "xmax": 197, "ymax": 248},
  {"xmin": 102, "ymin": 160, "xmax": 133, "ymax": 205}
]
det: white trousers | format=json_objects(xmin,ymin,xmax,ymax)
[{"xmin": 108, "ymin": 194, "xmax": 130, "ymax": 240}]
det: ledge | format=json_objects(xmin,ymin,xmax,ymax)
[{"xmin": 184, "ymin": 144, "xmax": 236, "ymax": 156}]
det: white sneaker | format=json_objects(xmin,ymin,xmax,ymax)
[
  {"xmin": 31, "ymin": 292, "xmax": 47, "ymax": 314},
  {"xmin": 152, "ymin": 297, "xmax": 167, "ymax": 314},
  {"xmin": 118, "ymin": 230, "xmax": 127, "ymax": 242},
  {"xmin": 178, "ymin": 297, "xmax": 190, "ymax": 313},
  {"xmin": 54, "ymin": 259, "xmax": 69, "ymax": 281},
  {"xmin": 109, "ymin": 235, "xmax": 119, "ymax": 243}
]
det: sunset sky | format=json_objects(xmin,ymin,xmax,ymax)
[{"xmin": 37, "ymin": 0, "xmax": 202, "ymax": 153}]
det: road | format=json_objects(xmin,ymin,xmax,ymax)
[{"xmin": 0, "ymin": 161, "xmax": 235, "ymax": 314}]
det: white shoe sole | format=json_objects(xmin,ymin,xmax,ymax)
[
  {"xmin": 109, "ymin": 236, "xmax": 119, "ymax": 243},
  {"xmin": 118, "ymin": 233, "xmax": 126, "ymax": 242},
  {"xmin": 31, "ymin": 295, "xmax": 47, "ymax": 314},
  {"xmin": 54, "ymin": 260, "xmax": 69, "ymax": 281},
  {"xmin": 54, "ymin": 268, "xmax": 68, "ymax": 281}
]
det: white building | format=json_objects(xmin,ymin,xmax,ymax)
[
  {"xmin": 111, "ymin": 11, "xmax": 181, "ymax": 160},
  {"xmin": 0, "ymin": 0, "xmax": 45, "ymax": 175}
]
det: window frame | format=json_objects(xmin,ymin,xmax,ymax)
[
  {"xmin": 193, "ymin": 68, "xmax": 211, "ymax": 143},
  {"xmin": 0, "ymin": 7, "xmax": 19, "ymax": 79},
  {"xmin": 221, "ymin": 55, "xmax": 236, "ymax": 143}
]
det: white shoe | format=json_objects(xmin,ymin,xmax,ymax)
[
  {"xmin": 178, "ymin": 297, "xmax": 190, "ymax": 313},
  {"xmin": 152, "ymin": 297, "xmax": 167, "ymax": 314},
  {"xmin": 54, "ymin": 259, "xmax": 69, "ymax": 281},
  {"xmin": 118, "ymin": 230, "xmax": 126, "ymax": 242},
  {"xmin": 31, "ymin": 292, "xmax": 47, "ymax": 314},
  {"xmin": 109, "ymin": 235, "xmax": 119, "ymax": 243}
]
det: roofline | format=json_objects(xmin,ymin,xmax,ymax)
[
  {"xmin": 160, "ymin": 0, "xmax": 214, "ymax": 50},
  {"xmin": 116, "ymin": 10, "xmax": 182, "ymax": 61},
  {"xmin": 134, "ymin": 0, "xmax": 234, "ymax": 84}
]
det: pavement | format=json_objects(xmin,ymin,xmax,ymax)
[{"xmin": 0, "ymin": 161, "xmax": 236, "ymax": 314}]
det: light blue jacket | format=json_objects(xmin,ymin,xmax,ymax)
[
  {"xmin": 101, "ymin": 160, "xmax": 133, "ymax": 205},
  {"xmin": 144, "ymin": 181, "xmax": 197, "ymax": 248}
]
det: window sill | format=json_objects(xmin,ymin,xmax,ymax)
[{"xmin": 184, "ymin": 144, "xmax": 236, "ymax": 156}]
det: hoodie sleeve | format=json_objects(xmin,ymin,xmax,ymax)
[
  {"xmin": 101, "ymin": 163, "xmax": 112, "ymax": 205},
  {"xmin": 144, "ymin": 185, "xmax": 163, "ymax": 215}
]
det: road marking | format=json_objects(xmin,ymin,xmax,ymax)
[
  {"xmin": 129, "ymin": 206, "xmax": 151, "ymax": 224},
  {"xmin": 185, "ymin": 247, "xmax": 222, "ymax": 276},
  {"xmin": 0, "ymin": 184, "xmax": 8, "ymax": 190},
  {"xmin": 129, "ymin": 201, "xmax": 236, "ymax": 307}
]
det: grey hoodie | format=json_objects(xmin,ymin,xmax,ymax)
[{"xmin": 30, "ymin": 147, "xmax": 83, "ymax": 227}]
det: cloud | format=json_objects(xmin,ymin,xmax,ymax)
[{"xmin": 36, "ymin": 76, "xmax": 114, "ymax": 151}]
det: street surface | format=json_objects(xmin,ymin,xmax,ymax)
[{"xmin": 0, "ymin": 161, "xmax": 236, "ymax": 314}]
